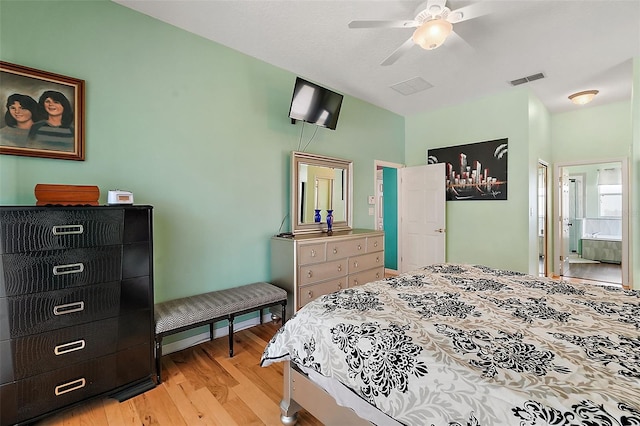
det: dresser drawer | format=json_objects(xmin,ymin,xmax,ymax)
[
  {"xmin": 0, "ymin": 246, "xmax": 122, "ymax": 297},
  {"xmin": 1, "ymin": 317, "xmax": 119, "ymax": 383},
  {"xmin": 115, "ymin": 342, "xmax": 153, "ymax": 386},
  {"xmin": 0, "ymin": 281, "xmax": 120, "ymax": 340},
  {"xmin": 298, "ymin": 277, "xmax": 347, "ymax": 309},
  {"xmin": 349, "ymin": 252, "xmax": 383, "ymax": 273},
  {"xmin": 366, "ymin": 235, "xmax": 383, "ymax": 252},
  {"xmin": 326, "ymin": 238, "xmax": 366, "ymax": 261},
  {"xmin": 297, "ymin": 242, "xmax": 326, "ymax": 265},
  {"xmin": 0, "ymin": 209, "xmax": 123, "ymax": 254},
  {"xmin": 349, "ymin": 267, "xmax": 384, "ymax": 288},
  {"xmin": 10, "ymin": 353, "xmax": 117, "ymax": 424},
  {"xmin": 298, "ymin": 259, "xmax": 347, "ymax": 286}
]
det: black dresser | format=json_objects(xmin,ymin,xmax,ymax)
[{"xmin": 0, "ymin": 205, "xmax": 155, "ymax": 425}]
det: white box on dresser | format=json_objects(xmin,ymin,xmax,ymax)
[{"xmin": 271, "ymin": 229, "xmax": 384, "ymax": 317}]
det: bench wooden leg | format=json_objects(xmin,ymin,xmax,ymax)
[
  {"xmin": 209, "ymin": 322, "xmax": 214, "ymax": 341},
  {"xmin": 282, "ymin": 302, "xmax": 286, "ymax": 325},
  {"xmin": 228, "ymin": 315, "xmax": 234, "ymax": 357}
]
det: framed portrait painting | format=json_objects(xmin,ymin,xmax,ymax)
[{"xmin": 0, "ymin": 61, "xmax": 85, "ymax": 161}]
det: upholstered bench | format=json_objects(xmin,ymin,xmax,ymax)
[{"xmin": 154, "ymin": 281, "xmax": 287, "ymax": 383}]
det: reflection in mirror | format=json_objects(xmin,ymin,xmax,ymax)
[{"xmin": 292, "ymin": 151, "xmax": 352, "ymax": 234}]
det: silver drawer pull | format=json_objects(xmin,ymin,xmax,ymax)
[
  {"xmin": 357, "ymin": 244, "xmax": 362, "ymax": 250},
  {"xmin": 55, "ymin": 378, "xmax": 86, "ymax": 396},
  {"xmin": 333, "ymin": 248, "xmax": 338, "ymax": 254},
  {"xmin": 310, "ymin": 249, "xmax": 316, "ymax": 257},
  {"xmin": 307, "ymin": 271, "xmax": 313, "ymax": 278},
  {"xmin": 376, "ymin": 257, "xmax": 380, "ymax": 263},
  {"xmin": 337, "ymin": 265, "xmax": 342, "ymax": 272},
  {"xmin": 376, "ymin": 272, "xmax": 380, "ymax": 279},
  {"xmin": 353, "ymin": 261, "xmax": 358, "ymax": 268},
  {"xmin": 353, "ymin": 279, "xmax": 359, "ymax": 286},
  {"xmin": 337, "ymin": 283, "xmax": 342, "ymax": 290},
  {"xmin": 53, "ymin": 263, "xmax": 84, "ymax": 276},
  {"xmin": 52, "ymin": 225, "xmax": 84, "ymax": 235},
  {"xmin": 53, "ymin": 301, "xmax": 85, "ymax": 316},
  {"xmin": 373, "ymin": 241, "xmax": 378, "ymax": 247},
  {"xmin": 307, "ymin": 290, "xmax": 313, "ymax": 298},
  {"xmin": 54, "ymin": 339, "xmax": 86, "ymax": 355}
]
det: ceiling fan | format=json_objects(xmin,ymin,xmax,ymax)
[{"xmin": 348, "ymin": 0, "xmax": 489, "ymax": 66}]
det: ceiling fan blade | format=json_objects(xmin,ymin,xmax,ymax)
[
  {"xmin": 446, "ymin": 31, "xmax": 474, "ymax": 52},
  {"xmin": 447, "ymin": 2, "xmax": 493, "ymax": 23},
  {"xmin": 381, "ymin": 37, "xmax": 415, "ymax": 66},
  {"xmin": 348, "ymin": 20, "xmax": 419, "ymax": 29}
]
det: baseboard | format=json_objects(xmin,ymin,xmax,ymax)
[{"xmin": 161, "ymin": 312, "xmax": 273, "ymax": 356}]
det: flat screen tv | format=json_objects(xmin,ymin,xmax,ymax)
[{"xmin": 288, "ymin": 77, "xmax": 343, "ymax": 130}]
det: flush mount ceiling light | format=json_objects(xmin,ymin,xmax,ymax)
[
  {"xmin": 412, "ymin": 18, "xmax": 453, "ymax": 50},
  {"xmin": 568, "ymin": 90, "xmax": 599, "ymax": 105}
]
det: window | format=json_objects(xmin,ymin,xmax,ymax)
[{"xmin": 598, "ymin": 184, "xmax": 622, "ymax": 217}]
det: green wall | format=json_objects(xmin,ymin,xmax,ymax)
[
  {"xmin": 405, "ymin": 89, "xmax": 637, "ymax": 285},
  {"xmin": 0, "ymin": 0, "xmax": 405, "ymax": 303},
  {"xmin": 1, "ymin": 0, "xmax": 637, "ymax": 295},
  {"xmin": 405, "ymin": 89, "xmax": 532, "ymax": 273},
  {"xmin": 632, "ymin": 58, "xmax": 640, "ymax": 287},
  {"xmin": 527, "ymin": 93, "xmax": 552, "ymax": 275},
  {"xmin": 551, "ymin": 101, "xmax": 632, "ymax": 162}
]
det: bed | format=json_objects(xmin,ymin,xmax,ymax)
[{"xmin": 260, "ymin": 263, "xmax": 640, "ymax": 425}]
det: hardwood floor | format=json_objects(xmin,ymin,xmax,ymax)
[
  {"xmin": 565, "ymin": 261, "xmax": 622, "ymax": 285},
  {"xmin": 37, "ymin": 322, "xmax": 322, "ymax": 426}
]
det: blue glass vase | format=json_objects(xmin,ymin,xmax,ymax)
[
  {"xmin": 326, "ymin": 209, "xmax": 333, "ymax": 234},
  {"xmin": 314, "ymin": 209, "xmax": 321, "ymax": 223}
]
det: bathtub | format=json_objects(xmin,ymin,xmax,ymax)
[{"xmin": 580, "ymin": 235, "xmax": 622, "ymax": 263}]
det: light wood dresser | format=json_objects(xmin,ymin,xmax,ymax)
[{"xmin": 271, "ymin": 229, "xmax": 384, "ymax": 317}]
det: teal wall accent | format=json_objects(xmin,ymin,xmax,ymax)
[
  {"xmin": 0, "ymin": 0, "xmax": 405, "ymax": 308},
  {"xmin": 382, "ymin": 167, "xmax": 397, "ymax": 270}
]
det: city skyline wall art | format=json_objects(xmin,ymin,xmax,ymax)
[{"xmin": 427, "ymin": 138, "xmax": 508, "ymax": 201}]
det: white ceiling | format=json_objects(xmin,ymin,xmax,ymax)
[{"xmin": 113, "ymin": 0, "xmax": 640, "ymax": 116}]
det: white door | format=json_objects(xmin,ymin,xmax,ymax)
[
  {"xmin": 558, "ymin": 168, "xmax": 571, "ymax": 276},
  {"xmin": 399, "ymin": 163, "xmax": 446, "ymax": 273}
]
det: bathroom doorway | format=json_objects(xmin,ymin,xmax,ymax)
[{"xmin": 554, "ymin": 159, "xmax": 628, "ymax": 287}]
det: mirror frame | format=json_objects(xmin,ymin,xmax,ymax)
[{"xmin": 291, "ymin": 151, "xmax": 353, "ymax": 235}]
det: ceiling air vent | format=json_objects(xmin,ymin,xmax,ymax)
[
  {"xmin": 510, "ymin": 72, "xmax": 545, "ymax": 86},
  {"xmin": 391, "ymin": 77, "xmax": 433, "ymax": 96}
]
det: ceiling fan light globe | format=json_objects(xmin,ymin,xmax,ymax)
[{"xmin": 412, "ymin": 18, "xmax": 453, "ymax": 50}]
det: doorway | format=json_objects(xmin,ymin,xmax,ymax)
[
  {"xmin": 374, "ymin": 160, "xmax": 403, "ymax": 275},
  {"xmin": 554, "ymin": 159, "xmax": 628, "ymax": 287},
  {"xmin": 374, "ymin": 161, "xmax": 446, "ymax": 274},
  {"xmin": 537, "ymin": 161, "xmax": 549, "ymax": 277}
]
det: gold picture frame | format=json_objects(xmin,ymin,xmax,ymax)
[{"xmin": 0, "ymin": 61, "xmax": 85, "ymax": 161}]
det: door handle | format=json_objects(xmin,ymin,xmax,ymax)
[{"xmin": 435, "ymin": 228, "xmax": 445, "ymax": 233}]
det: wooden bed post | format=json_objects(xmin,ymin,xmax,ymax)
[{"xmin": 280, "ymin": 361, "xmax": 301, "ymax": 425}]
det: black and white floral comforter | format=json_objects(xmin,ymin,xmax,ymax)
[{"xmin": 261, "ymin": 264, "xmax": 640, "ymax": 425}]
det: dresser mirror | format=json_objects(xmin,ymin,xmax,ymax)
[{"xmin": 291, "ymin": 151, "xmax": 353, "ymax": 234}]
